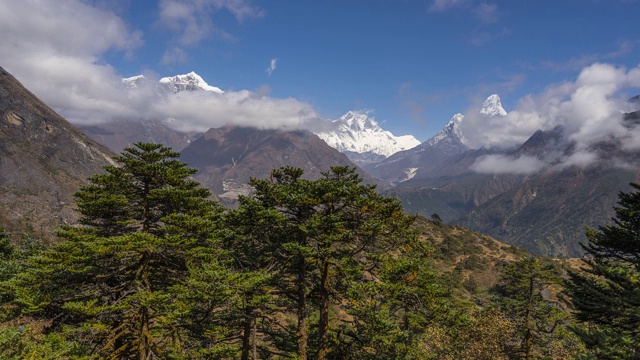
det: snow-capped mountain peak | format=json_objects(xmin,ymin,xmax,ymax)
[
  {"xmin": 159, "ymin": 72, "xmax": 223, "ymax": 93},
  {"xmin": 422, "ymin": 94, "xmax": 507, "ymax": 155},
  {"xmin": 427, "ymin": 113, "xmax": 467, "ymax": 147},
  {"xmin": 480, "ymin": 94, "xmax": 507, "ymax": 117},
  {"xmin": 340, "ymin": 111, "xmax": 378, "ymax": 131},
  {"xmin": 314, "ymin": 111, "xmax": 420, "ymax": 163},
  {"xmin": 122, "ymin": 72, "xmax": 223, "ymax": 94},
  {"xmin": 122, "ymin": 75, "xmax": 149, "ymax": 89}
]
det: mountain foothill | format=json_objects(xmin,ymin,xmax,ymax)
[{"xmin": 2, "ymin": 66, "xmax": 639, "ymax": 258}]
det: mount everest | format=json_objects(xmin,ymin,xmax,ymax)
[{"xmin": 313, "ymin": 111, "xmax": 420, "ymax": 166}]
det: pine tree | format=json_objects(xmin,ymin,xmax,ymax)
[
  {"xmin": 9, "ymin": 143, "xmax": 222, "ymax": 359},
  {"xmin": 245, "ymin": 166, "xmax": 416, "ymax": 360},
  {"xmin": 566, "ymin": 182, "xmax": 640, "ymax": 358},
  {"xmin": 222, "ymin": 198, "xmax": 285, "ymax": 359},
  {"xmin": 334, "ymin": 242, "xmax": 456, "ymax": 359},
  {"xmin": 498, "ymin": 257, "xmax": 578, "ymax": 359}
]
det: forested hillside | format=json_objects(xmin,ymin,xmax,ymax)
[{"xmin": 0, "ymin": 144, "xmax": 637, "ymax": 359}]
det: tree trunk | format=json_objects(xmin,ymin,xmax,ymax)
[
  {"xmin": 318, "ymin": 260, "xmax": 331, "ymax": 360},
  {"xmin": 241, "ymin": 314, "xmax": 252, "ymax": 360},
  {"xmin": 297, "ymin": 260, "xmax": 308, "ymax": 360},
  {"xmin": 253, "ymin": 318, "xmax": 257, "ymax": 360},
  {"xmin": 142, "ymin": 181, "xmax": 150, "ymax": 233},
  {"xmin": 524, "ymin": 276, "xmax": 534, "ymax": 360}
]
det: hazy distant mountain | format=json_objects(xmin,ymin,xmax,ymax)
[
  {"xmin": 314, "ymin": 111, "xmax": 420, "ymax": 166},
  {"xmin": 367, "ymin": 94, "xmax": 506, "ymax": 183},
  {"xmin": 180, "ymin": 126, "xmax": 382, "ymax": 205},
  {"xmin": 79, "ymin": 119, "xmax": 201, "ymax": 153},
  {"xmin": 454, "ymin": 165, "xmax": 637, "ymax": 257},
  {"xmin": 425, "ymin": 113, "xmax": 469, "ymax": 154},
  {"xmin": 0, "ymin": 66, "xmax": 114, "ymax": 239},
  {"xmin": 387, "ymin": 121, "xmax": 640, "ymax": 257}
]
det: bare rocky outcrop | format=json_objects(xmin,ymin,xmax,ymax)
[{"xmin": 0, "ymin": 66, "xmax": 114, "ymax": 240}]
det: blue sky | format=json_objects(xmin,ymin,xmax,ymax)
[{"xmin": 2, "ymin": 0, "xmax": 640, "ymax": 142}]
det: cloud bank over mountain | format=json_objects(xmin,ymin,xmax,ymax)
[{"xmin": 464, "ymin": 63, "xmax": 640, "ymax": 174}]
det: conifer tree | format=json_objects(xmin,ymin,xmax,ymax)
[
  {"xmin": 334, "ymin": 241, "xmax": 456, "ymax": 359},
  {"xmin": 498, "ymin": 257, "xmax": 578, "ymax": 359},
  {"xmin": 9, "ymin": 143, "xmax": 222, "ymax": 359},
  {"xmin": 566, "ymin": 182, "xmax": 640, "ymax": 358},
  {"xmin": 222, "ymin": 198, "xmax": 285, "ymax": 359},
  {"xmin": 245, "ymin": 166, "xmax": 415, "ymax": 360}
]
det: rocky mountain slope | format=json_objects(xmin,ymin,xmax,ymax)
[
  {"xmin": 0, "ymin": 66, "xmax": 114, "ymax": 240},
  {"xmin": 180, "ymin": 126, "xmax": 382, "ymax": 205}
]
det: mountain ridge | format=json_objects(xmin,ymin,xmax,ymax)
[{"xmin": 0, "ymin": 66, "xmax": 114, "ymax": 239}]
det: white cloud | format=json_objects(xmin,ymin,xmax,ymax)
[
  {"xmin": 0, "ymin": 0, "xmax": 324, "ymax": 132},
  {"xmin": 266, "ymin": 58, "xmax": 277, "ymax": 76},
  {"xmin": 430, "ymin": 0, "xmax": 499, "ymax": 23},
  {"xmin": 0, "ymin": 0, "xmax": 143, "ymax": 123},
  {"xmin": 155, "ymin": 0, "xmax": 264, "ymax": 81},
  {"xmin": 157, "ymin": 0, "xmax": 263, "ymax": 45},
  {"xmin": 471, "ymin": 154, "xmax": 546, "ymax": 175},
  {"xmin": 150, "ymin": 90, "xmax": 321, "ymax": 132}
]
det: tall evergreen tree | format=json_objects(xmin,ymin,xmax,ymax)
[
  {"xmin": 245, "ymin": 166, "xmax": 416, "ymax": 360},
  {"xmin": 8, "ymin": 143, "xmax": 222, "ymax": 359},
  {"xmin": 499, "ymin": 257, "xmax": 579, "ymax": 359},
  {"xmin": 566, "ymin": 182, "xmax": 640, "ymax": 358},
  {"xmin": 333, "ymin": 242, "xmax": 456, "ymax": 360}
]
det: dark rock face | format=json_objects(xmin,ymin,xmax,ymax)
[{"xmin": 0, "ymin": 66, "xmax": 114, "ymax": 239}]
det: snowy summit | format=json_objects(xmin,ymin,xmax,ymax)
[
  {"xmin": 122, "ymin": 72, "xmax": 223, "ymax": 94},
  {"xmin": 314, "ymin": 111, "xmax": 420, "ymax": 158},
  {"xmin": 159, "ymin": 72, "xmax": 223, "ymax": 94},
  {"xmin": 480, "ymin": 94, "xmax": 507, "ymax": 117},
  {"xmin": 422, "ymin": 94, "xmax": 507, "ymax": 155},
  {"xmin": 427, "ymin": 113, "xmax": 468, "ymax": 147}
]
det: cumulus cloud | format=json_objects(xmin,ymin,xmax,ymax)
[
  {"xmin": 150, "ymin": 90, "xmax": 320, "ymax": 132},
  {"xmin": 0, "ymin": 0, "xmax": 322, "ymax": 132},
  {"xmin": 464, "ymin": 63, "xmax": 640, "ymax": 175},
  {"xmin": 266, "ymin": 58, "xmax": 277, "ymax": 76},
  {"xmin": 0, "ymin": 0, "xmax": 143, "ymax": 122}
]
